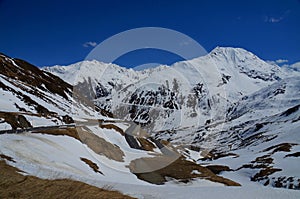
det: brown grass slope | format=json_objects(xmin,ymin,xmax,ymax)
[
  {"xmin": 0, "ymin": 54, "xmax": 72, "ymax": 100},
  {"xmin": 33, "ymin": 127, "xmax": 125, "ymax": 162},
  {"xmin": 0, "ymin": 159, "xmax": 135, "ymax": 199},
  {"xmin": 129, "ymin": 156, "xmax": 241, "ymax": 186}
]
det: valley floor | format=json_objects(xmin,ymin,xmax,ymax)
[
  {"xmin": 1, "ymin": 157, "xmax": 299, "ymax": 199},
  {"xmin": 114, "ymin": 183, "xmax": 300, "ymax": 199}
]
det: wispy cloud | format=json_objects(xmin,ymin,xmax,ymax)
[
  {"xmin": 275, "ymin": 59, "xmax": 288, "ymax": 64},
  {"xmin": 267, "ymin": 59, "xmax": 289, "ymax": 66},
  {"xmin": 264, "ymin": 16, "xmax": 283, "ymax": 23},
  {"xmin": 83, "ymin": 41, "xmax": 98, "ymax": 48},
  {"xmin": 264, "ymin": 10, "xmax": 290, "ymax": 23}
]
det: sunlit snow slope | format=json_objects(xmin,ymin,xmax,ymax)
[{"xmin": 1, "ymin": 47, "xmax": 300, "ymax": 199}]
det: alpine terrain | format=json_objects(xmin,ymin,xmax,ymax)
[{"xmin": 1, "ymin": 47, "xmax": 300, "ymax": 198}]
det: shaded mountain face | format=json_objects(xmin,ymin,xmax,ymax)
[
  {"xmin": 0, "ymin": 53, "xmax": 72, "ymax": 100},
  {"xmin": 1, "ymin": 47, "xmax": 300, "ymax": 192},
  {"xmin": 0, "ymin": 53, "xmax": 96, "ymax": 129}
]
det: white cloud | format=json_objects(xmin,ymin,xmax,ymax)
[
  {"xmin": 275, "ymin": 59, "xmax": 288, "ymax": 64},
  {"xmin": 264, "ymin": 16, "xmax": 283, "ymax": 23},
  {"xmin": 281, "ymin": 61, "xmax": 300, "ymax": 73},
  {"xmin": 83, "ymin": 41, "xmax": 98, "ymax": 48},
  {"xmin": 264, "ymin": 10, "xmax": 290, "ymax": 23},
  {"xmin": 266, "ymin": 59, "xmax": 289, "ymax": 66}
]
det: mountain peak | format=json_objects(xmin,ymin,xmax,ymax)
[
  {"xmin": 211, "ymin": 46, "xmax": 251, "ymax": 53},
  {"xmin": 209, "ymin": 46, "xmax": 258, "ymax": 60}
]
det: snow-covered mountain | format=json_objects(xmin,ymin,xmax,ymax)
[
  {"xmin": 43, "ymin": 47, "xmax": 292, "ymax": 130},
  {"xmin": 44, "ymin": 47, "xmax": 300, "ymax": 191},
  {"xmin": 0, "ymin": 51, "xmax": 243, "ymax": 191},
  {"xmin": 1, "ymin": 47, "xmax": 300, "ymax": 198}
]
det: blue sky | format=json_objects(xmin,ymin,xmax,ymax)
[{"xmin": 0, "ymin": 0, "xmax": 299, "ymax": 67}]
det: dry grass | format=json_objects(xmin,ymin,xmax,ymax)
[
  {"xmin": 76, "ymin": 127, "xmax": 125, "ymax": 162},
  {"xmin": 34, "ymin": 127, "xmax": 125, "ymax": 162},
  {"xmin": 35, "ymin": 128, "xmax": 80, "ymax": 140},
  {"xmin": 0, "ymin": 56, "xmax": 72, "ymax": 100},
  {"xmin": 0, "ymin": 159, "xmax": 135, "ymax": 199},
  {"xmin": 136, "ymin": 137, "xmax": 156, "ymax": 151},
  {"xmin": 200, "ymin": 151, "xmax": 239, "ymax": 161},
  {"xmin": 80, "ymin": 157, "xmax": 103, "ymax": 175},
  {"xmin": 285, "ymin": 152, "xmax": 300, "ymax": 158},
  {"xmin": 129, "ymin": 156, "xmax": 240, "ymax": 186},
  {"xmin": 251, "ymin": 167, "xmax": 282, "ymax": 181},
  {"xmin": 0, "ymin": 112, "xmax": 33, "ymax": 130},
  {"xmin": 95, "ymin": 107, "xmax": 114, "ymax": 118},
  {"xmin": 205, "ymin": 165, "xmax": 232, "ymax": 174},
  {"xmin": 237, "ymin": 154, "xmax": 284, "ymax": 186},
  {"xmin": 0, "ymin": 112, "xmax": 19, "ymax": 129},
  {"xmin": 0, "ymin": 154, "xmax": 16, "ymax": 163},
  {"xmin": 100, "ymin": 123, "xmax": 125, "ymax": 135},
  {"xmin": 160, "ymin": 140, "xmax": 170, "ymax": 146},
  {"xmin": 262, "ymin": 143, "xmax": 298, "ymax": 154}
]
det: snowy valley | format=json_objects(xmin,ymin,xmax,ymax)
[{"xmin": 1, "ymin": 47, "xmax": 300, "ymax": 198}]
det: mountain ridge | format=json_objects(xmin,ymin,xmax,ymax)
[{"xmin": 42, "ymin": 47, "xmax": 299, "ymax": 130}]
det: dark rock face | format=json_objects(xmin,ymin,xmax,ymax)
[
  {"xmin": 0, "ymin": 55, "xmax": 72, "ymax": 100},
  {"xmin": 17, "ymin": 115, "xmax": 32, "ymax": 129},
  {"xmin": 95, "ymin": 83, "xmax": 109, "ymax": 98},
  {"xmin": 280, "ymin": 104, "xmax": 300, "ymax": 117},
  {"xmin": 0, "ymin": 53, "xmax": 74, "ymax": 123},
  {"xmin": 128, "ymin": 86, "xmax": 179, "ymax": 110},
  {"xmin": 0, "ymin": 112, "xmax": 32, "ymax": 130},
  {"xmin": 62, "ymin": 115, "xmax": 74, "ymax": 124},
  {"xmin": 206, "ymin": 165, "xmax": 232, "ymax": 174}
]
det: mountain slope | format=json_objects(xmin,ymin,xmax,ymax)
[
  {"xmin": 0, "ymin": 159, "xmax": 134, "ymax": 199},
  {"xmin": 42, "ymin": 47, "xmax": 300, "ymax": 190},
  {"xmin": 44, "ymin": 47, "xmax": 293, "ymax": 131},
  {"xmin": 0, "ymin": 52, "xmax": 244, "ymax": 197},
  {"xmin": 1, "ymin": 47, "xmax": 300, "ymax": 198}
]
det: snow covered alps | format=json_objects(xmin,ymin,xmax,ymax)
[{"xmin": 1, "ymin": 47, "xmax": 300, "ymax": 198}]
